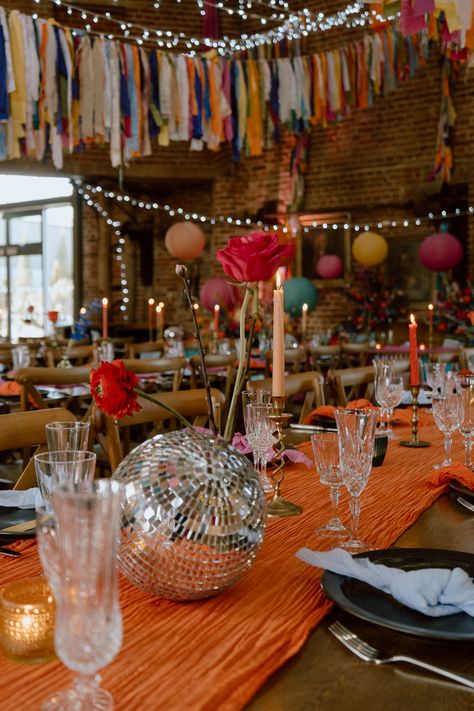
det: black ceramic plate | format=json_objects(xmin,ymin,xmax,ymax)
[
  {"xmin": 0, "ymin": 506, "xmax": 36, "ymax": 538},
  {"xmin": 321, "ymin": 548, "xmax": 474, "ymax": 640}
]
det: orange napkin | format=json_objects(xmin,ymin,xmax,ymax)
[
  {"xmin": 303, "ymin": 399, "xmax": 376, "ymax": 424},
  {"xmin": 0, "ymin": 381, "xmax": 21, "ymax": 396},
  {"xmin": 304, "ymin": 399, "xmax": 430, "ymax": 428},
  {"xmin": 431, "ymin": 461, "xmax": 474, "ymax": 491}
]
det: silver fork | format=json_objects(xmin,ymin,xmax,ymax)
[{"xmin": 329, "ymin": 621, "xmax": 474, "ymax": 690}]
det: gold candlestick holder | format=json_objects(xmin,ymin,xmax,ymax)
[
  {"xmin": 267, "ymin": 396, "xmax": 302, "ymax": 517},
  {"xmin": 400, "ymin": 385, "xmax": 430, "ymax": 448}
]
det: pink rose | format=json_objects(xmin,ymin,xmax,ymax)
[{"xmin": 216, "ymin": 232, "xmax": 295, "ymax": 283}]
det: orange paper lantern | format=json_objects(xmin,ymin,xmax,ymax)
[{"xmin": 164, "ymin": 222, "xmax": 206, "ymax": 260}]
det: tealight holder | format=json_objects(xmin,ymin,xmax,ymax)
[
  {"xmin": 400, "ymin": 385, "xmax": 430, "ymax": 448},
  {"xmin": 267, "ymin": 396, "xmax": 302, "ymax": 517},
  {"xmin": 0, "ymin": 576, "xmax": 55, "ymax": 663}
]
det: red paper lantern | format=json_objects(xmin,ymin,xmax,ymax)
[
  {"xmin": 200, "ymin": 277, "xmax": 240, "ymax": 311},
  {"xmin": 315, "ymin": 254, "xmax": 343, "ymax": 279},
  {"xmin": 164, "ymin": 222, "xmax": 206, "ymax": 260},
  {"xmin": 419, "ymin": 232, "xmax": 463, "ymax": 272}
]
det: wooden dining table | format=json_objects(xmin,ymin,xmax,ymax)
[{"xmin": 0, "ymin": 420, "xmax": 473, "ymax": 711}]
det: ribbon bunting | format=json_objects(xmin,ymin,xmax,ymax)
[{"xmin": 0, "ymin": 5, "xmax": 440, "ymax": 170}]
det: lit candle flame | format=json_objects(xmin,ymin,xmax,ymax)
[
  {"xmin": 102, "ymin": 297, "xmax": 108, "ymax": 307},
  {"xmin": 148, "ymin": 298, "xmax": 155, "ymax": 306},
  {"xmin": 159, "ymin": 302, "xmax": 164, "ymax": 308},
  {"xmin": 410, "ymin": 313, "xmax": 416, "ymax": 324},
  {"xmin": 276, "ymin": 269, "xmax": 282, "ymax": 289},
  {"xmin": 302, "ymin": 303, "xmax": 308, "ymax": 312},
  {"xmin": 428, "ymin": 303, "xmax": 434, "ymax": 312},
  {"xmin": 156, "ymin": 305, "xmax": 162, "ymax": 314}
]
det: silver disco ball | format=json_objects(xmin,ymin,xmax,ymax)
[{"xmin": 113, "ymin": 431, "xmax": 267, "ymax": 601}]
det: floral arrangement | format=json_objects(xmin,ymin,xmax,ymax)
[
  {"xmin": 341, "ymin": 270, "xmax": 409, "ymax": 335},
  {"xmin": 216, "ymin": 232, "xmax": 294, "ymax": 442},
  {"xmin": 90, "ymin": 233, "xmax": 294, "ymax": 444},
  {"xmin": 433, "ymin": 279, "xmax": 474, "ymax": 341}
]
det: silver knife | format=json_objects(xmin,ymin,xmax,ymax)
[
  {"xmin": 0, "ymin": 546, "xmax": 21, "ymax": 557},
  {"xmin": 457, "ymin": 496, "xmax": 474, "ymax": 513}
]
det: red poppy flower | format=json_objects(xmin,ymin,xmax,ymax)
[{"xmin": 90, "ymin": 359, "xmax": 141, "ymax": 418}]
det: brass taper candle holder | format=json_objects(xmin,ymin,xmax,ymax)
[
  {"xmin": 400, "ymin": 385, "xmax": 430, "ymax": 448},
  {"xmin": 267, "ymin": 396, "xmax": 302, "ymax": 517}
]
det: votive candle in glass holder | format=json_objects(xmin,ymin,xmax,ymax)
[{"xmin": 0, "ymin": 576, "xmax": 55, "ymax": 663}]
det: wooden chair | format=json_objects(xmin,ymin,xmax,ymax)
[
  {"xmin": 264, "ymin": 347, "xmax": 307, "ymax": 377},
  {"xmin": 14, "ymin": 366, "xmax": 92, "ymax": 411},
  {"xmin": 341, "ymin": 342, "xmax": 370, "ymax": 367},
  {"xmin": 95, "ymin": 388, "xmax": 225, "ymax": 472},
  {"xmin": 247, "ymin": 371, "xmax": 325, "ymax": 423},
  {"xmin": 123, "ymin": 357, "xmax": 186, "ymax": 391},
  {"xmin": 189, "ymin": 354, "xmax": 236, "ymax": 417},
  {"xmin": 328, "ymin": 360, "xmax": 409, "ymax": 406},
  {"xmin": 126, "ymin": 340, "xmax": 165, "ymax": 359},
  {"xmin": 44, "ymin": 344, "xmax": 96, "ymax": 368},
  {"xmin": 0, "ymin": 407, "xmax": 77, "ymax": 490},
  {"xmin": 309, "ymin": 345, "xmax": 341, "ymax": 372}
]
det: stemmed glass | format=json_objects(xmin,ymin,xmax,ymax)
[
  {"xmin": 242, "ymin": 390, "xmax": 273, "ymax": 493},
  {"xmin": 41, "ymin": 479, "xmax": 124, "ymax": 711},
  {"xmin": 244, "ymin": 403, "xmax": 275, "ymax": 493},
  {"xmin": 431, "ymin": 391, "xmax": 459, "ymax": 469},
  {"xmin": 375, "ymin": 371, "xmax": 404, "ymax": 439},
  {"xmin": 35, "ymin": 450, "xmax": 97, "ymax": 598},
  {"xmin": 311, "ymin": 431, "xmax": 349, "ymax": 540},
  {"xmin": 455, "ymin": 373, "xmax": 474, "ymax": 469},
  {"xmin": 426, "ymin": 362, "xmax": 446, "ymax": 397},
  {"xmin": 334, "ymin": 408, "xmax": 379, "ymax": 552}
]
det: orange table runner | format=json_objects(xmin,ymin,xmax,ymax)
[{"xmin": 0, "ymin": 422, "xmax": 473, "ymax": 711}]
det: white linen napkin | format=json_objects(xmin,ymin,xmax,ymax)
[
  {"xmin": 296, "ymin": 547, "xmax": 474, "ymax": 618},
  {"xmin": 0, "ymin": 488, "xmax": 43, "ymax": 509}
]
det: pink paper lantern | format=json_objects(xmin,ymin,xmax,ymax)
[
  {"xmin": 164, "ymin": 222, "xmax": 206, "ymax": 260},
  {"xmin": 419, "ymin": 232, "xmax": 463, "ymax": 272},
  {"xmin": 200, "ymin": 277, "xmax": 240, "ymax": 311},
  {"xmin": 315, "ymin": 254, "xmax": 344, "ymax": 279}
]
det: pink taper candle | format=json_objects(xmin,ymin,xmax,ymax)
[
  {"xmin": 409, "ymin": 313, "xmax": 419, "ymax": 386},
  {"xmin": 102, "ymin": 298, "xmax": 108, "ymax": 340},
  {"xmin": 301, "ymin": 303, "xmax": 308, "ymax": 333},
  {"xmin": 272, "ymin": 269, "xmax": 285, "ymax": 397},
  {"xmin": 213, "ymin": 304, "xmax": 220, "ymax": 334}
]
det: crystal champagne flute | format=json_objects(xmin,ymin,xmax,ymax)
[
  {"xmin": 334, "ymin": 408, "xmax": 379, "ymax": 552},
  {"xmin": 41, "ymin": 480, "xmax": 124, "ymax": 711},
  {"xmin": 431, "ymin": 392, "xmax": 459, "ymax": 469},
  {"xmin": 455, "ymin": 374, "xmax": 474, "ymax": 469},
  {"xmin": 245, "ymin": 403, "xmax": 275, "ymax": 493},
  {"xmin": 311, "ymin": 431, "xmax": 349, "ymax": 540}
]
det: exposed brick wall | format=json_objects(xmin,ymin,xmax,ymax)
[{"xmin": 2, "ymin": 0, "xmax": 474, "ymax": 340}]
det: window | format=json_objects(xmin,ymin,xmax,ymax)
[{"xmin": 0, "ymin": 175, "xmax": 74, "ymax": 340}]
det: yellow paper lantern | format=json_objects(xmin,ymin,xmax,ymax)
[{"xmin": 352, "ymin": 231, "xmax": 388, "ymax": 268}]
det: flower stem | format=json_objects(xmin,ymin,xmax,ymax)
[
  {"xmin": 176, "ymin": 268, "xmax": 217, "ymax": 436},
  {"xmin": 135, "ymin": 389, "xmax": 194, "ymax": 431},
  {"xmin": 223, "ymin": 287, "xmax": 251, "ymax": 443}
]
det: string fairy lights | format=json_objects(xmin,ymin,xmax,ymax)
[
  {"xmin": 32, "ymin": 0, "xmax": 395, "ymax": 54},
  {"xmin": 75, "ymin": 177, "xmax": 473, "ymax": 319},
  {"xmin": 79, "ymin": 181, "xmax": 474, "ymax": 235},
  {"xmin": 75, "ymin": 183, "xmax": 129, "ymax": 320}
]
